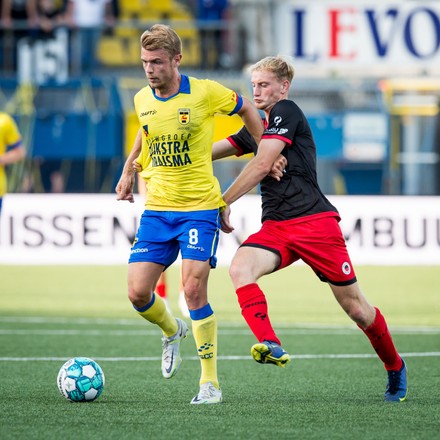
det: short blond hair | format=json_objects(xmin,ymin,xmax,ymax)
[
  {"xmin": 140, "ymin": 24, "xmax": 182, "ymax": 58},
  {"xmin": 249, "ymin": 56, "xmax": 295, "ymax": 84}
]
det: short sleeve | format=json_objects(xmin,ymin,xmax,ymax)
[
  {"xmin": 228, "ymin": 126, "xmax": 257, "ymax": 156},
  {"xmin": 206, "ymin": 80, "xmax": 243, "ymax": 116}
]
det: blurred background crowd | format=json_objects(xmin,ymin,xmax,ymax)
[{"xmin": 1, "ymin": 0, "xmax": 439, "ymax": 196}]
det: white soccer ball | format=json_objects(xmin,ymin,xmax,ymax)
[{"xmin": 57, "ymin": 357, "xmax": 105, "ymax": 402}]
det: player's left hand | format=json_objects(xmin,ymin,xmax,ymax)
[
  {"xmin": 220, "ymin": 205, "xmax": 234, "ymax": 233},
  {"xmin": 269, "ymin": 154, "xmax": 287, "ymax": 180}
]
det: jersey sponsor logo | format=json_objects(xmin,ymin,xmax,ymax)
[
  {"xmin": 145, "ymin": 132, "xmax": 192, "ymax": 148},
  {"xmin": 147, "ymin": 134, "xmax": 193, "ymax": 167},
  {"xmin": 151, "ymin": 152, "xmax": 192, "ymax": 167},
  {"xmin": 178, "ymin": 108, "xmax": 190, "ymax": 125},
  {"xmin": 274, "ymin": 116, "xmax": 283, "ymax": 125},
  {"xmin": 265, "ymin": 127, "xmax": 289, "ymax": 136},
  {"xmin": 139, "ymin": 110, "xmax": 157, "ymax": 117},
  {"xmin": 148, "ymin": 139, "xmax": 190, "ymax": 155}
]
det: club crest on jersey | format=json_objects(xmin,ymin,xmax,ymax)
[
  {"xmin": 178, "ymin": 108, "xmax": 190, "ymax": 125},
  {"xmin": 142, "ymin": 124, "xmax": 149, "ymax": 138}
]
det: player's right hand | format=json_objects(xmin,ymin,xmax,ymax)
[
  {"xmin": 115, "ymin": 175, "xmax": 135, "ymax": 203},
  {"xmin": 220, "ymin": 205, "xmax": 234, "ymax": 233}
]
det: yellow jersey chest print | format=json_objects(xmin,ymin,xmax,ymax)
[
  {"xmin": 137, "ymin": 93, "xmax": 208, "ymax": 170},
  {"xmin": 134, "ymin": 75, "xmax": 243, "ymax": 211}
]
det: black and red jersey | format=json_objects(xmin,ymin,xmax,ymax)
[{"xmin": 228, "ymin": 99, "xmax": 338, "ymax": 222}]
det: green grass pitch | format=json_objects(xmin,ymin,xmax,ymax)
[{"xmin": 0, "ymin": 265, "xmax": 439, "ymax": 439}]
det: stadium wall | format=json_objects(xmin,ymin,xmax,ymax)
[{"xmin": 0, "ymin": 194, "xmax": 439, "ymax": 266}]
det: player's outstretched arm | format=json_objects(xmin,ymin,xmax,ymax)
[{"xmin": 212, "ymin": 139, "xmax": 238, "ymax": 161}]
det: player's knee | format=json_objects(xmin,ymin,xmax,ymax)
[
  {"xmin": 182, "ymin": 278, "xmax": 205, "ymax": 307},
  {"xmin": 345, "ymin": 303, "xmax": 372, "ymax": 327},
  {"xmin": 128, "ymin": 291, "xmax": 142, "ymax": 308},
  {"xmin": 229, "ymin": 262, "xmax": 244, "ymax": 285},
  {"xmin": 229, "ymin": 263, "xmax": 255, "ymax": 290},
  {"xmin": 127, "ymin": 285, "xmax": 151, "ymax": 308}
]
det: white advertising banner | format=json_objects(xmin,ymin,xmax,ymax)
[
  {"xmin": 273, "ymin": 1, "xmax": 440, "ymax": 73},
  {"xmin": 0, "ymin": 194, "xmax": 439, "ymax": 266}
]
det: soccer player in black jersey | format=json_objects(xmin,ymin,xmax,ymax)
[{"xmin": 214, "ymin": 56, "xmax": 407, "ymax": 402}]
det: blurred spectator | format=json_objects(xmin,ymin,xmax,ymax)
[
  {"xmin": 39, "ymin": 159, "xmax": 65, "ymax": 192},
  {"xmin": 1, "ymin": 0, "xmax": 39, "ymax": 70},
  {"xmin": 0, "ymin": 112, "xmax": 26, "ymax": 214},
  {"xmin": 65, "ymin": 0, "xmax": 115, "ymax": 74},
  {"xmin": 110, "ymin": 0, "xmax": 119, "ymax": 19},
  {"xmin": 230, "ymin": 0, "xmax": 272, "ymax": 65},
  {"xmin": 1, "ymin": 0, "xmax": 39, "ymax": 31},
  {"xmin": 36, "ymin": 0, "xmax": 67, "ymax": 39},
  {"xmin": 197, "ymin": 0, "xmax": 229, "ymax": 69}
]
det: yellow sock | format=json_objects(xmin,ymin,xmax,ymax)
[
  {"xmin": 192, "ymin": 313, "xmax": 219, "ymax": 389},
  {"xmin": 136, "ymin": 294, "xmax": 178, "ymax": 337}
]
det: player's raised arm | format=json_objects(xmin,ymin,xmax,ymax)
[{"xmin": 237, "ymin": 97, "xmax": 264, "ymax": 144}]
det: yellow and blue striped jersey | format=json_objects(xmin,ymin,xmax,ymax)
[
  {"xmin": 0, "ymin": 112, "xmax": 22, "ymax": 197},
  {"xmin": 136, "ymin": 75, "xmax": 243, "ymax": 211}
]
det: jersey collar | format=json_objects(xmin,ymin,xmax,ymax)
[{"xmin": 152, "ymin": 75, "xmax": 190, "ymax": 101}]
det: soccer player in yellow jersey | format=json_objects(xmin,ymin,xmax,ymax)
[
  {"xmin": 115, "ymin": 24, "xmax": 263, "ymax": 404},
  {"xmin": 0, "ymin": 112, "xmax": 25, "ymax": 214}
]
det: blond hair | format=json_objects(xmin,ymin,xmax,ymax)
[
  {"xmin": 249, "ymin": 56, "xmax": 295, "ymax": 84},
  {"xmin": 140, "ymin": 24, "xmax": 182, "ymax": 58}
]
